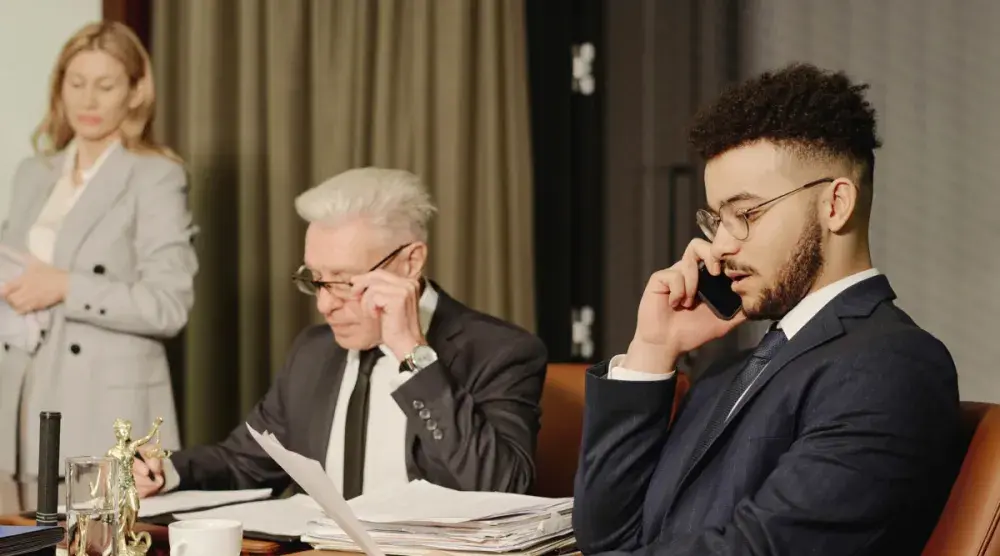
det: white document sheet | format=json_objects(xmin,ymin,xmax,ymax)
[
  {"xmin": 175, "ymin": 494, "xmax": 323, "ymax": 536},
  {"xmin": 59, "ymin": 488, "xmax": 272, "ymax": 517},
  {"xmin": 245, "ymin": 423, "xmax": 385, "ymax": 556}
]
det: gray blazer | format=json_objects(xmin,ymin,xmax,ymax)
[
  {"xmin": 169, "ymin": 286, "xmax": 548, "ymax": 495},
  {"xmin": 0, "ymin": 147, "xmax": 198, "ymax": 476}
]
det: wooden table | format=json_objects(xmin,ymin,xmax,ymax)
[
  {"xmin": 0, "ymin": 512, "xmax": 577, "ymax": 556},
  {"xmin": 0, "ymin": 511, "xmax": 319, "ymax": 555},
  {"xmin": 0, "ymin": 475, "xmax": 314, "ymax": 554},
  {"xmin": 1, "ymin": 479, "xmax": 573, "ymax": 556}
]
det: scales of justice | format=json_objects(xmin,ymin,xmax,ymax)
[{"xmin": 74, "ymin": 416, "xmax": 172, "ymax": 556}]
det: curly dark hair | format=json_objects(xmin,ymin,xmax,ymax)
[{"xmin": 689, "ymin": 63, "xmax": 881, "ymax": 187}]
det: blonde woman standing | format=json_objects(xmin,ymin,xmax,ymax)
[{"xmin": 0, "ymin": 21, "xmax": 197, "ymax": 504}]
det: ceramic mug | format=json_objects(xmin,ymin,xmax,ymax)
[{"xmin": 168, "ymin": 518, "xmax": 243, "ymax": 556}]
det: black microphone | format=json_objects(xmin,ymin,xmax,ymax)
[{"xmin": 36, "ymin": 411, "xmax": 61, "ymax": 533}]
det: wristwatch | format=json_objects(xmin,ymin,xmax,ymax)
[{"xmin": 402, "ymin": 344, "xmax": 438, "ymax": 373}]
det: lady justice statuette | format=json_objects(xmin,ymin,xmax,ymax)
[{"xmin": 101, "ymin": 417, "xmax": 171, "ymax": 556}]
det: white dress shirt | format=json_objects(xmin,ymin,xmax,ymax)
[
  {"xmin": 325, "ymin": 283, "xmax": 439, "ymax": 495},
  {"xmin": 607, "ymin": 268, "xmax": 883, "ymax": 387},
  {"xmin": 27, "ymin": 140, "xmax": 120, "ymax": 264}
]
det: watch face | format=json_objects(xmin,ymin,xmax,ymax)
[{"xmin": 411, "ymin": 345, "xmax": 438, "ymax": 367}]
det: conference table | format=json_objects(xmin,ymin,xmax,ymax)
[
  {"xmin": 2, "ymin": 476, "xmax": 577, "ymax": 556},
  {"xmin": 0, "ymin": 475, "xmax": 329, "ymax": 555}
]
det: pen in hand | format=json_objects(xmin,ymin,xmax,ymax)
[{"xmin": 134, "ymin": 452, "xmax": 156, "ymax": 482}]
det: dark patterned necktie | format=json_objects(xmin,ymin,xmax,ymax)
[
  {"xmin": 683, "ymin": 326, "xmax": 788, "ymax": 476},
  {"xmin": 342, "ymin": 348, "xmax": 383, "ymax": 499}
]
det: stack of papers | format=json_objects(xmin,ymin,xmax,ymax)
[
  {"xmin": 197, "ymin": 424, "xmax": 576, "ymax": 555},
  {"xmin": 0, "ymin": 525, "xmax": 64, "ymax": 556},
  {"xmin": 304, "ymin": 481, "xmax": 574, "ymax": 556}
]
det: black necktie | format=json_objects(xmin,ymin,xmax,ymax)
[
  {"xmin": 684, "ymin": 326, "xmax": 788, "ymax": 476},
  {"xmin": 343, "ymin": 348, "xmax": 383, "ymax": 499}
]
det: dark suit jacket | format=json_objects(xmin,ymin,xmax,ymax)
[
  {"xmin": 574, "ymin": 276, "xmax": 962, "ymax": 556},
  {"xmin": 170, "ymin": 287, "xmax": 547, "ymax": 495}
]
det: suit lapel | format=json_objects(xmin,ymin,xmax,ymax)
[
  {"xmin": 52, "ymin": 147, "xmax": 133, "ymax": 268},
  {"xmin": 308, "ymin": 343, "xmax": 348, "ymax": 466},
  {"xmin": 422, "ymin": 283, "xmax": 464, "ymax": 369},
  {"xmin": 15, "ymin": 156, "xmax": 64, "ymax": 248},
  {"xmin": 725, "ymin": 310, "xmax": 845, "ymax": 425},
  {"xmin": 671, "ymin": 275, "xmax": 896, "ymax": 500}
]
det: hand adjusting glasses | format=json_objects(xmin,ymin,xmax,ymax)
[{"xmin": 292, "ymin": 243, "xmax": 411, "ymax": 298}]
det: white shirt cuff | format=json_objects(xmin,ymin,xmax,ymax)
[
  {"xmin": 607, "ymin": 354, "xmax": 675, "ymax": 381},
  {"xmin": 392, "ymin": 370, "xmax": 416, "ymax": 390}
]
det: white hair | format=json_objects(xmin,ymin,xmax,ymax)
[{"xmin": 295, "ymin": 167, "xmax": 437, "ymax": 242}]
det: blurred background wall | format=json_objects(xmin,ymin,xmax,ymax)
[
  {"xmin": 597, "ymin": 0, "xmax": 1000, "ymax": 402},
  {"xmin": 0, "ymin": 0, "xmax": 102, "ymax": 223},
  {"xmin": 740, "ymin": 0, "xmax": 1000, "ymax": 402}
]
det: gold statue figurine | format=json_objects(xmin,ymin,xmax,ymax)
[{"xmin": 104, "ymin": 417, "xmax": 171, "ymax": 556}]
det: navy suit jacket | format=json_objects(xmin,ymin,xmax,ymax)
[{"xmin": 574, "ymin": 276, "xmax": 962, "ymax": 556}]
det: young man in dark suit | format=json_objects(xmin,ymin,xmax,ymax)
[
  {"xmin": 133, "ymin": 167, "xmax": 547, "ymax": 499},
  {"xmin": 575, "ymin": 64, "xmax": 962, "ymax": 556}
]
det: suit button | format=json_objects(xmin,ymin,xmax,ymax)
[
  {"xmin": 418, "ymin": 408, "xmax": 430, "ymax": 420},
  {"xmin": 432, "ymin": 429, "xmax": 443, "ymax": 441},
  {"xmin": 84, "ymin": 304, "xmax": 91, "ymax": 311},
  {"xmin": 40, "ymin": 330, "xmax": 46, "ymax": 339},
  {"xmin": 412, "ymin": 400, "xmax": 425, "ymax": 410},
  {"xmin": 93, "ymin": 265, "xmax": 105, "ymax": 275},
  {"xmin": 425, "ymin": 419, "xmax": 438, "ymax": 431},
  {"xmin": 70, "ymin": 344, "xmax": 81, "ymax": 355},
  {"xmin": 99, "ymin": 309, "xmax": 106, "ymax": 315},
  {"xmin": 3, "ymin": 343, "xmax": 8, "ymax": 352}
]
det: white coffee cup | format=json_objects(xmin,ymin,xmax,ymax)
[{"xmin": 168, "ymin": 518, "xmax": 243, "ymax": 556}]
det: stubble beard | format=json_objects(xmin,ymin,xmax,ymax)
[{"xmin": 745, "ymin": 215, "xmax": 825, "ymax": 321}]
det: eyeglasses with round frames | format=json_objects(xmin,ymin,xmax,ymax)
[{"xmin": 695, "ymin": 177, "xmax": 834, "ymax": 241}]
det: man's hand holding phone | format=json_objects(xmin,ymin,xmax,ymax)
[{"xmin": 624, "ymin": 238, "xmax": 747, "ymax": 374}]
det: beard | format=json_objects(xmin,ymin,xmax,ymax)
[{"xmin": 743, "ymin": 215, "xmax": 825, "ymax": 321}]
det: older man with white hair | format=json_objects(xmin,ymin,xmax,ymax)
[{"xmin": 133, "ymin": 167, "xmax": 548, "ymax": 498}]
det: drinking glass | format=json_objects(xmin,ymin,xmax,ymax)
[{"xmin": 65, "ymin": 456, "xmax": 119, "ymax": 556}]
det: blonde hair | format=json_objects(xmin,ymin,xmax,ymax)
[
  {"xmin": 295, "ymin": 168, "xmax": 437, "ymax": 243},
  {"xmin": 32, "ymin": 21, "xmax": 179, "ymax": 162}
]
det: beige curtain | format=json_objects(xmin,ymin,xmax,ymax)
[{"xmin": 152, "ymin": 0, "xmax": 536, "ymax": 446}]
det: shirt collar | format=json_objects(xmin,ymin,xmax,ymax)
[
  {"xmin": 777, "ymin": 268, "xmax": 882, "ymax": 339},
  {"xmin": 63, "ymin": 139, "xmax": 122, "ymax": 183},
  {"xmin": 377, "ymin": 279, "xmax": 439, "ymax": 358}
]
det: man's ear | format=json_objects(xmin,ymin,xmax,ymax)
[
  {"xmin": 822, "ymin": 178, "xmax": 859, "ymax": 233},
  {"xmin": 403, "ymin": 242, "xmax": 428, "ymax": 279}
]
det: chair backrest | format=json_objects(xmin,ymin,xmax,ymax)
[
  {"xmin": 532, "ymin": 363, "xmax": 689, "ymax": 498},
  {"xmin": 533, "ymin": 369, "xmax": 1000, "ymax": 549},
  {"xmin": 923, "ymin": 401, "xmax": 1000, "ymax": 556}
]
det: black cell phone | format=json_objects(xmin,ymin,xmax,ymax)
[{"xmin": 696, "ymin": 263, "xmax": 743, "ymax": 320}]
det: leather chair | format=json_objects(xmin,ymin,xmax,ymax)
[
  {"xmin": 533, "ymin": 366, "xmax": 1000, "ymax": 554},
  {"xmin": 923, "ymin": 401, "xmax": 1000, "ymax": 556},
  {"xmin": 533, "ymin": 363, "xmax": 689, "ymax": 498}
]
